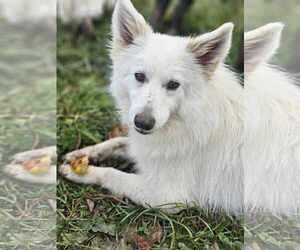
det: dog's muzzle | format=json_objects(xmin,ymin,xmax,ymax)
[{"xmin": 134, "ymin": 110, "xmax": 155, "ymax": 135}]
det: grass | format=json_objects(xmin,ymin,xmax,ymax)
[
  {"xmin": 0, "ymin": 24, "xmax": 56, "ymax": 249},
  {"xmin": 57, "ymin": 2, "xmax": 244, "ymax": 249},
  {"xmin": 0, "ymin": 1, "xmax": 299, "ymax": 249}
]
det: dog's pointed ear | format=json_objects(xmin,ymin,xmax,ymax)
[
  {"xmin": 112, "ymin": 0, "xmax": 152, "ymax": 52},
  {"xmin": 244, "ymin": 23, "xmax": 284, "ymax": 73},
  {"xmin": 187, "ymin": 23, "xmax": 234, "ymax": 76}
]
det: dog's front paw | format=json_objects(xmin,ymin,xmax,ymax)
[
  {"xmin": 64, "ymin": 150, "xmax": 84, "ymax": 162},
  {"xmin": 3, "ymin": 163, "xmax": 56, "ymax": 184},
  {"xmin": 3, "ymin": 164, "xmax": 25, "ymax": 179},
  {"xmin": 59, "ymin": 163, "xmax": 110, "ymax": 185},
  {"xmin": 59, "ymin": 164, "xmax": 71, "ymax": 177},
  {"xmin": 61, "ymin": 154, "xmax": 90, "ymax": 177},
  {"xmin": 59, "ymin": 163, "xmax": 96, "ymax": 184},
  {"xmin": 59, "ymin": 164, "xmax": 82, "ymax": 182}
]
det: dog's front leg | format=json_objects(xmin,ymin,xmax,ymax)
[
  {"xmin": 4, "ymin": 164, "xmax": 56, "ymax": 184},
  {"xmin": 4, "ymin": 146, "xmax": 57, "ymax": 184},
  {"xmin": 59, "ymin": 164, "xmax": 147, "ymax": 204},
  {"xmin": 64, "ymin": 137, "xmax": 130, "ymax": 163}
]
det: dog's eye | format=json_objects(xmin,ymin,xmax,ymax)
[
  {"xmin": 166, "ymin": 80, "xmax": 180, "ymax": 90},
  {"xmin": 135, "ymin": 72, "xmax": 146, "ymax": 83}
]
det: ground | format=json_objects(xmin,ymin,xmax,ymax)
[
  {"xmin": 0, "ymin": 24, "xmax": 56, "ymax": 249},
  {"xmin": 1, "ymin": 0, "xmax": 300, "ymax": 249}
]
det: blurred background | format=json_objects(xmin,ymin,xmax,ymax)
[
  {"xmin": 245, "ymin": 0, "xmax": 300, "ymax": 73},
  {"xmin": 0, "ymin": 0, "xmax": 56, "ymax": 249},
  {"xmin": 245, "ymin": 1, "xmax": 300, "ymax": 249}
]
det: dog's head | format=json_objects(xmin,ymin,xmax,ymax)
[
  {"xmin": 110, "ymin": 0, "xmax": 233, "ymax": 135},
  {"xmin": 244, "ymin": 23, "xmax": 283, "ymax": 74}
]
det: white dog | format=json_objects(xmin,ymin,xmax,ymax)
[
  {"xmin": 244, "ymin": 23, "xmax": 300, "ymax": 215},
  {"xmin": 60, "ymin": 0, "xmax": 244, "ymax": 214}
]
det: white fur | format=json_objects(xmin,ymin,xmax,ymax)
[
  {"xmin": 64, "ymin": 0, "xmax": 243, "ymax": 214},
  {"xmin": 4, "ymin": 146, "xmax": 57, "ymax": 184},
  {"xmin": 59, "ymin": 2, "xmax": 300, "ymax": 216},
  {"xmin": 244, "ymin": 23, "xmax": 300, "ymax": 215}
]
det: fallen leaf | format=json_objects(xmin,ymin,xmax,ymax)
[
  {"xmin": 249, "ymin": 242, "xmax": 261, "ymax": 250},
  {"xmin": 22, "ymin": 155, "xmax": 51, "ymax": 175},
  {"xmin": 70, "ymin": 155, "xmax": 89, "ymax": 176},
  {"xmin": 91, "ymin": 218, "xmax": 116, "ymax": 236},
  {"xmin": 151, "ymin": 224, "xmax": 163, "ymax": 244},
  {"xmin": 178, "ymin": 242, "xmax": 193, "ymax": 250},
  {"xmin": 86, "ymin": 199, "xmax": 95, "ymax": 213},
  {"xmin": 133, "ymin": 234, "xmax": 152, "ymax": 250},
  {"xmin": 210, "ymin": 242, "xmax": 220, "ymax": 250},
  {"xmin": 108, "ymin": 124, "xmax": 128, "ymax": 139},
  {"xmin": 47, "ymin": 199, "xmax": 57, "ymax": 211}
]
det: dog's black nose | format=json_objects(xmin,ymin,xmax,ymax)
[{"xmin": 134, "ymin": 112, "xmax": 155, "ymax": 133}]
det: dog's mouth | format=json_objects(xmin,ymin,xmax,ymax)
[{"xmin": 134, "ymin": 127, "xmax": 153, "ymax": 135}]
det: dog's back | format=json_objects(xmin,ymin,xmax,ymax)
[{"xmin": 244, "ymin": 23, "xmax": 300, "ymax": 215}]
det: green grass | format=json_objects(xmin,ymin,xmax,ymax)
[
  {"xmin": 1, "ymin": 1, "xmax": 299, "ymax": 249},
  {"xmin": 57, "ymin": 2, "xmax": 244, "ymax": 249},
  {"xmin": 57, "ymin": 182, "xmax": 243, "ymax": 249}
]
